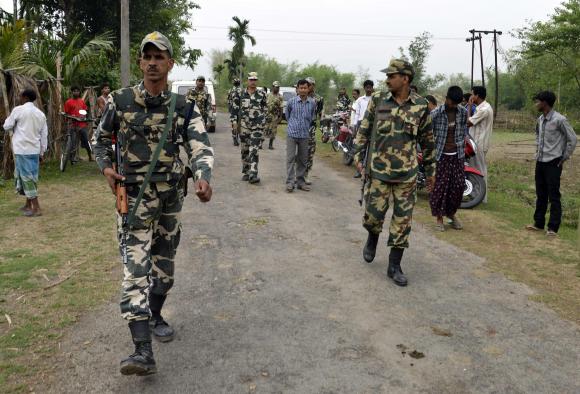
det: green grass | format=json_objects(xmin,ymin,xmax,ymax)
[{"xmin": 0, "ymin": 159, "xmax": 119, "ymax": 392}]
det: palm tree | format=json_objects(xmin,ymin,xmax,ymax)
[
  {"xmin": 23, "ymin": 32, "xmax": 114, "ymax": 85},
  {"xmin": 227, "ymin": 16, "xmax": 256, "ymax": 81},
  {"xmin": 0, "ymin": 19, "xmax": 28, "ymax": 71}
]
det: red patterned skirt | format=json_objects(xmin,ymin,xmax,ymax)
[{"xmin": 429, "ymin": 154, "xmax": 465, "ymax": 217}]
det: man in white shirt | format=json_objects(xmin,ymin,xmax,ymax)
[
  {"xmin": 467, "ymin": 86, "xmax": 493, "ymax": 203},
  {"xmin": 353, "ymin": 80, "xmax": 374, "ymax": 178},
  {"xmin": 3, "ymin": 89, "xmax": 48, "ymax": 216}
]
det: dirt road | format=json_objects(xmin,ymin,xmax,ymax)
[{"xmin": 48, "ymin": 115, "xmax": 579, "ymax": 394}]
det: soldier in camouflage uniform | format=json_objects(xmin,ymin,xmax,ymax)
[
  {"xmin": 354, "ymin": 58, "xmax": 435, "ymax": 287},
  {"xmin": 230, "ymin": 71, "xmax": 267, "ymax": 184},
  {"xmin": 305, "ymin": 77, "xmax": 324, "ymax": 184},
  {"xmin": 94, "ymin": 32, "xmax": 214, "ymax": 376},
  {"xmin": 227, "ymin": 78, "xmax": 241, "ymax": 146},
  {"xmin": 264, "ymin": 81, "xmax": 283, "ymax": 150},
  {"xmin": 335, "ymin": 87, "xmax": 351, "ymax": 113},
  {"xmin": 186, "ymin": 75, "xmax": 212, "ymax": 128}
]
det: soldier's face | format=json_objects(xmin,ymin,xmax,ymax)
[
  {"xmin": 273, "ymin": 86, "xmax": 279, "ymax": 94},
  {"xmin": 139, "ymin": 46, "xmax": 174, "ymax": 82},
  {"xmin": 339, "ymin": 88, "xmax": 346, "ymax": 96},
  {"xmin": 248, "ymin": 79, "xmax": 258, "ymax": 88},
  {"xmin": 386, "ymin": 73, "xmax": 406, "ymax": 93},
  {"xmin": 196, "ymin": 80, "xmax": 205, "ymax": 89}
]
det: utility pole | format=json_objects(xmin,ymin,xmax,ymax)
[
  {"xmin": 120, "ymin": 0, "xmax": 130, "ymax": 88},
  {"xmin": 13, "ymin": 0, "xmax": 17, "ymax": 26},
  {"xmin": 467, "ymin": 29, "xmax": 502, "ymax": 117}
]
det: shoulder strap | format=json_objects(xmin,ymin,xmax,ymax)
[{"xmin": 127, "ymin": 93, "xmax": 177, "ymax": 227}]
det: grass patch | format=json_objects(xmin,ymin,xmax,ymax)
[
  {"xmin": 312, "ymin": 125, "xmax": 580, "ymax": 323},
  {"xmin": 0, "ymin": 158, "xmax": 119, "ymax": 392}
]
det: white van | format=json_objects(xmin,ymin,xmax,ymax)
[
  {"xmin": 170, "ymin": 80, "xmax": 216, "ymax": 133},
  {"xmin": 279, "ymin": 86, "xmax": 296, "ymax": 121}
]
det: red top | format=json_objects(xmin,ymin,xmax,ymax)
[{"xmin": 64, "ymin": 97, "xmax": 88, "ymax": 128}]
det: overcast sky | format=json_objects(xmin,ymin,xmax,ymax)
[{"xmin": 1, "ymin": 0, "xmax": 563, "ymax": 84}]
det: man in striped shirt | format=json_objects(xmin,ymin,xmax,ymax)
[{"xmin": 285, "ymin": 79, "xmax": 316, "ymax": 192}]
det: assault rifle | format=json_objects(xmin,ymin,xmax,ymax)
[
  {"xmin": 358, "ymin": 142, "xmax": 370, "ymax": 207},
  {"xmin": 114, "ymin": 132, "xmax": 129, "ymax": 264}
]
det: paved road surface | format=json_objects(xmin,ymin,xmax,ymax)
[{"xmin": 48, "ymin": 115, "xmax": 580, "ymax": 394}]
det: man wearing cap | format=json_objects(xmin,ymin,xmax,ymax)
[
  {"xmin": 186, "ymin": 76, "xmax": 212, "ymax": 129},
  {"xmin": 228, "ymin": 78, "xmax": 242, "ymax": 146},
  {"xmin": 230, "ymin": 71, "xmax": 267, "ymax": 183},
  {"xmin": 264, "ymin": 81, "xmax": 284, "ymax": 150},
  {"xmin": 305, "ymin": 77, "xmax": 324, "ymax": 184},
  {"xmin": 354, "ymin": 58, "xmax": 436, "ymax": 287},
  {"xmin": 94, "ymin": 31, "xmax": 214, "ymax": 375}
]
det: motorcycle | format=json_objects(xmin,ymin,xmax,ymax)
[
  {"xmin": 320, "ymin": 111, "xmax": 355, "ymax": 165},
  {"xmin": 417, "ymin": 135, "xmax": 486, "ymax": 209}
]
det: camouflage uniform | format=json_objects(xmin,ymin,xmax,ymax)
[
  {"xmin": 264, "ymin": 92, "xmax": 283, "ymax": 140},
  {"xmin": 306, "ymin": 92, "xmax": 324, "ymax": 175},
  {"xmin": 227, "ymin": 85, "xmax": 241, "ymax": 132},
  {"xmin": 186, "ymin": 87, "xmax": 212, "ymax": 126},
  {"xmin": 354, "ymin": 87, "xmax": 435, "ymax": 249},
  {"xmin": 230, "ymin": 83, "xmax": 267, "ymax": 179},
  {"xmin": 94, "ymin": 82, "xmax": 214, "ymax": 321},
  {"xmin": 335, "ymin": 94, "xmax": 351, "ymax": 113}
]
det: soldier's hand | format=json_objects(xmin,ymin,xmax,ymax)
[
  {"xmin": 426, "ymin": 176, "xmax": 436, "ymax": 193},
  {"xmin": 103, "ymin": 167, "xmax": 125, "ymax": 195},
  {"xmin": 194, "ymin": 179, "xmax": 212, "ymax": 202},
  {"xmin": 356, "ymin": 162, "xmax": 364, "ymax": 175}
]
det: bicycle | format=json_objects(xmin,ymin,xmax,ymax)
[{"xmin": 59, "ymin": 110, "xmax": 92, "ymax": 172}]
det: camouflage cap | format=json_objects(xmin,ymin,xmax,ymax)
[
  {"xmin": 140, "ymin": 31, "xmax": 173, "ymax": 57},
  {"xmin": 380, "ymin": 58, "xmax": 414, "ymax": 77},
  {"xmin": 306, "ymin": 77, "xmax": 316, "ymax": 85},
  {"xmin": 272, "ymin": 81, "xmax": 280, "ymax": 87},
  {"xmin": 233, "ymin": 78, "xmax": 240, "ymax": 83},
  {"xmin": 248, "ymin": 72, "xmax": 259, "ymax": 80},
  {"xmin": 196, "ymin": 75, "xmax": 206, "ymax": 81}
]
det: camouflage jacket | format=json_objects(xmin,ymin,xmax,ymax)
[
  {"xmin": 94, "ymin": 82, "xmax": 214, "ymax": 185},
  {"xmin": 335, "ymin": 95, "xmax": 351, "ymax": 113},
  {"xmin": 354, "ymin": 91, "xmax": 435, "ymax": 183},
  {"xmin": 231, "ymin": 88, "xmax": 267, "ymax": 130},
  {"xmin": 266, "ymin": 93, "xmax": 283, "ymax": 121},
  {"xmin": 309, "ymin": 93, "xmax": 324, "ymax": 126},
  {"xmin": 186, "ymin": 88, "xmax": 212, "ymax": 120}
]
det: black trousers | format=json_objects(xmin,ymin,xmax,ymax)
[{"xmin": 533, "ymin": 158, "xmax": 563, "ymax": 232}]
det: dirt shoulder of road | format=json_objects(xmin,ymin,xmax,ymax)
[
  {"xmin": 315, "ymin": 128, "xmax": 580, "ymax": 324},
  {"xmin": 0, "ymin": 160, "xmax": 120, "ymax": 392}
]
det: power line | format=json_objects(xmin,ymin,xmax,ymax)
[{"xmin": 191, "ymin": 25, "xmax": 465, "ymax": 41}]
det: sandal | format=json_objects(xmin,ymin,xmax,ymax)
[
  {"xmin": 525, "ymin": 224, "xmax": 542, "ymax": 231},
  {"xmin": 449, "ymin": 217, "xmax": 463, "ymax": 230},
  {"xmin": 435, "ymin": 223, "xmax": 445, "ymax": 232}
]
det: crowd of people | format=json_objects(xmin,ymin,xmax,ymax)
[{"xmin": 1, "ymin": 30, "xmax": 577, "ymax": 376}]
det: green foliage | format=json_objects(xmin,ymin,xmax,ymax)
[
  {"xmin": 226, "ymin": 16, "xmax": 256, "ymax": 81},
  {"xmin": 399, "ymin": 32, "xmax": 444, "ymax": 93},
  {"xmin": 15, "ymin": 0, "xmax": 201, "ymax": 69},
  {"xmin": 0, "ymin": 20, "xmax": 28, "ymax": 70}
]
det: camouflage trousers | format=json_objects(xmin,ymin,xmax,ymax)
[
  {"xmin": 264, "ymin": 117, "xmax": 281, "ymax": 140},
  {"xmin": 306, "ymin": 124, "xmax": 317, "ymax": 174},
  {"xmin": 117, "ymin": 181, "xmax": 183, "ymax": 321},
  {"xmin": 229, "ymin": 113, "xmax": 238, "ymax": 137},
  {"xmin": 240, "ymin": 126, "xmax": 263, "ymax": 178},
  {"xmin": 363, "ymin": 178, "xmax": 417, "ymax": 248}
]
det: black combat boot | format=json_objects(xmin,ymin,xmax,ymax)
[
  {"xmin": 363, "ymin": 231, "xmax": 379, "ymax": 263},
  {"xmin": 233, "ymin": 136, "xmax": 239, "ymax": 146},
  {"xmin": 268, "ymin": 138, "xmax": 274, "ymax": 150},
  {"xmin": 120, "ymin": 320, "xmax": 157, "ymax": 376},
  {"xmin": 387, "ymin": 248, "xmax": 408, "ymax": 287},
  {"xmin": 149, "ymin": 293, "xmax": 175, "ymax": 342}
]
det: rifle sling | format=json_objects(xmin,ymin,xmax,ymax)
[{"xmin": 126, "ymin": 93, "xmax": 177, "ymax": 228}]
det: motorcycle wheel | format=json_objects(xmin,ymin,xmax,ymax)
[
  {"xmin": 343, "ymin": 150, "xmax": 354, "ymax": 166},
  {"xmin": 461, "ymin": 172, "xmax": 486, "ymax": 209},
  {"xmin": 331, "ymin": 140, "xmax": 339, "ymax": 152}
]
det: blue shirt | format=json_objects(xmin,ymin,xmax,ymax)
[
  {"xmin": 285, "ymin": 96, "xmax": 316, "ymax": 139},
  {"xmin": 431, "ymin": 104, "xmax": 468, "ymax": 161}
]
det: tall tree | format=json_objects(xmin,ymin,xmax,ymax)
[
  {"xmin": 399, "ymin": 32, "xmax": 444, "ymax": 92},
  {"xmin": 226, "ymin": 16, "xmax": 256, "ymax": 81}
]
